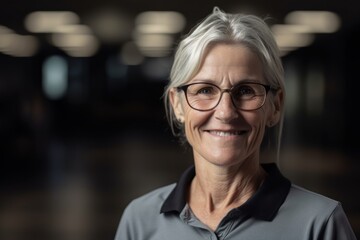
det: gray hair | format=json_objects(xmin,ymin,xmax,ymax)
[{"xmin": 163, "ymin": 7, "xmax": 285, "ymax": 161}]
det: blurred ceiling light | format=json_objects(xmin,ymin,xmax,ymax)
[
  {"xmin": 271, "ymin": 24, "xmax": 313, "ymax": 35},
  {"xmin": 135, "ymin": 34, "xmax": 173, "ymax": 48},
  {"xmin": 0, "ymin": 33, "xmax": 13, "ymax": 50},
  {"xmin": 87, "ymin": 9, "xmax": 132, "ymax": 43},
  {"xmin": 134, "ymin": 34, "xmax": 174, "ymax": 57},
  {"xmin": 285, "ymin": 11, "xmax": 341, "ymax": 33},
  {"xmin": 278, "ymin": 47, "xmax": 298, "ymax": 55},
  {"xmin": 135, "ymin": 11, "xmax": 186, "ymax": 34},
  {"xmin": 121, "ymin": 41, "xmax": 144, "ymax": 65},
  {"xmin": 0, "ymin": 25, "xmax": 13, "ymax": 34},
  {"xmin": 25, "ymin": 11, "xmax": 80, "ymax": 33},
  {"xmin": 271, "ymin": 24, "xmax": 315, "ymax": 55},
  {"xmin": 63, "ymin": 46, "xmax": 98, "ymax": 57},
  {"xmin": 42, "ymin": 55, "xmax": 68, "ymax": 100},
  {"xmin": 0, "ymin": 33, "xmax": 38, "ymax": 57},
  {"xmin": 52, "ymin": 33, "xmax": 99, "ymax": 57},
  {"xmin": 274, "ymin": 32, "xmax": 314, "ymax": 49},
  {"xmin": 53, "ymin": 24, "xmax": 92, "ymax": 34}
]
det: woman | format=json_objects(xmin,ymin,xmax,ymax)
[{"xmin": 115, "ymin": 7, "xmax": 357, "ymax": 239}]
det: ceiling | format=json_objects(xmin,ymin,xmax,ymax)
[
  {"xmin": 1, "ymin": 0, "xmax": 359, "ymax": 45},
  {"xmin": 0, "ymin": 0, "xmax": 360, "ymax": 33}
]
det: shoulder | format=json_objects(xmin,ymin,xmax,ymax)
[
  {"xmin": 125, "ymin": 183, "xmax": 176, "ymax": 215},
  {"xmin": 285, "ymin": 184, "xmax": 340, "ymax": 217},
  {"xmin": 289, "ymin": 184, "xmax": 339, "ymax": 205},
  {"xmin": 282, "ymin": 184, "xmax": 357, "ymax": 239},
  {"xmin": 115, "ymin": 184, "xmax": 176, "ymax": 239}
]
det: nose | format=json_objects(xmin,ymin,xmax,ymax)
[{"xmin": 214, "ymin": 92, "xmax": 239, "ymax": 121}]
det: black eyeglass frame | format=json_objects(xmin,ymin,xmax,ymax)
[{"xmin": 176, "ymin": 82, "xmax": 278, "ymax": 112}]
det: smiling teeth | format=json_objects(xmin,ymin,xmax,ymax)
[{"xmin": 211, "ymin": 131, "xmax": 242, "ymax": 136}]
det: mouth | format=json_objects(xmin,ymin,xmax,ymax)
[{"xmin": 206, "ymin": 130, "xmax": 247, "ymax": 137}]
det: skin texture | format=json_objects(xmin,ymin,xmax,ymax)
[{"xmin": 170, "ymin": 43, "xmax": 283, "ymax": 231}]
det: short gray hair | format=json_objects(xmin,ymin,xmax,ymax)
[{"xmin": 163, "ymin": 7, "xmax": 286, "ymax": 160}]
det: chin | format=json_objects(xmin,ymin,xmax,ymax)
[{"xmin": 207, "ymin": 153, "xmax": 245, "ymax": 167}]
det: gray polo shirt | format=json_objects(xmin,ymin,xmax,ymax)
[{"xmin": 115, "ymin": 163, "xmax": 357, "ymax": 240}]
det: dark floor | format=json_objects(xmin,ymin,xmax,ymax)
[{"xmin": 1, "ymin": 131, "xmax": 359, "ymax": 239}]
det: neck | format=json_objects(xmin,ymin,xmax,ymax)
[{"xmin": 190, "ymin": 159, "xmax": 265, "ymax": 212}]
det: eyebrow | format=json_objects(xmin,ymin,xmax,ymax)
[{"xmin": 190, "ymin": 79, "xmax": 264, "ymax": 85}]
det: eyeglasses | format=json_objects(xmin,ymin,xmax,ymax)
[{"xmin": 177, "ymin": 82, "xmax": 276, "ymax": 111}]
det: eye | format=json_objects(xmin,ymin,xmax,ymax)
[
  {"xmin": 188, "ymin": 84, "xmax": 218, "ymax": 96},
  {"xmin": 233, "ymin": 85, "xmax": 256, "ymax": 98},
  {"xmin": 197, "ymin": 86, "xmax": 216, "ymax": 95}
]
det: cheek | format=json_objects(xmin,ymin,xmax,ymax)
[
  {"xmin": 254, "ymin": 112, "xmax": 269, "ymax": 143},
  {"xmin": 243, "ymin": 110, "xmax": 267, "ymax": 136},
  {"xmin": 183, "ymin": 108, "xmax": 211, "ymax": 139}
]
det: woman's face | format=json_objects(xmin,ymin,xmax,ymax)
[{"xmin": 171, "ymin": 43, "xmax": 281, "ymax": 168}]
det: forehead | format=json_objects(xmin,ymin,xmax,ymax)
[
  {"xmin": 192, "ymin": 43, "xmax": 264, "ymax": 83},
  {"xmin": 203, "ymin": 43, "xmax": 261, "ymax": 67}
]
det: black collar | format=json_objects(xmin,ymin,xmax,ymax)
[{"xmin": 160, "ymin": 163, "xmax": 291, "ymax": 221}]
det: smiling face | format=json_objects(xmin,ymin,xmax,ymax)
[{"xmin": 170, "ymin": 43, "xmax": 282, "ymax": 168}]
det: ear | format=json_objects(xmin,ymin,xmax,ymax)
[
  {"xmin": 169, "ymin": 88, "xmax": 185, "ymax": 123},
  {"xmin": 267, "ymin": 89, "xmax": 283, "ymax": 127}
]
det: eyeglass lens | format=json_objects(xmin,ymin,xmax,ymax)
[{"xmin": 185, "ymin": 83, "xmax": 267, "ymax": 111}]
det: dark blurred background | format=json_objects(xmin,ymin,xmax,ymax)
[{"xmin": 1, "ymin": 0, "xmax": 359, "ymax": 239}]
